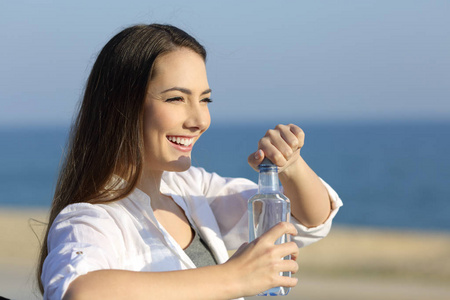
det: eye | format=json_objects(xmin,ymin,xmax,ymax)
[
  {"xmin": 165, "ymin": 97, "xmax": 184, "ymax": 103},
  {"xmin": 201, "ymin": 97, "xmax": 213, "ymax": 103}
]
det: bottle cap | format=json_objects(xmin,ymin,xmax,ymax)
[{"xmin": 258, "ymin": 157, "xmax": 275, "ymax": 168}]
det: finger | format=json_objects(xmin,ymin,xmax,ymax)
[
  {"xmin": 263, "ymin": 128, "xmax": 295, "ymax": 162},
  {"xmin": 280, "ymin": 257, "xmax": 299, "ymax": 275},
  {"xmin": 270, "ymin": 257, "xmax": 299, "ymax": 277},
  {"xmin": 286, "ymin": 124, "xmax": 305, "ymax": 149},
  {"xmin": 275, "ymin": 241, "xmax": 299, "ymax": 259},
  {"xmin": 260, "ymin": 222, "xmax": 298, "ymax": 245},
  {"xmin": 273, "ymin": 242, "xmax": 299, "ymax": 263},
  {"xmin": 248, "ymin": 124, "xmax": 304, "ymax": 171},
  {"xmin": 290, "ymin": 260, "xmax": 299, "ymax": 275},
  {"xmin": 258, "ymin": 137, "xmax": 288, "ymax": 167},
  {"xmin": 248, "ymin": 149, "xmax": 265, "ymax": 171},
  {"xmin": 278, "ymin": 124, "xmax": 304, "ymax": 151},
  {"xmin": 274, "ymin": 274, "xmax": 299, "ymax": 288}
]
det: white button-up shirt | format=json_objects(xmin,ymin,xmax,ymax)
[{"xmin": 42, "ymin": 167, "xmax": 343, "ymax": 300}]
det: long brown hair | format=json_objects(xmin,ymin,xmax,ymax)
[{"xmin": 37, "ymin": 24, "xmax": 207, "ymax": 294}]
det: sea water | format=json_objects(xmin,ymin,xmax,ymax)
[{"xmin": 1, "ymin": 121, "xmax": 450, "ymax": 233}]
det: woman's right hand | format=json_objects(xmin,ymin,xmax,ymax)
[{"xmin": 224, "ymin": 222, "xmax": 299, "ymax": 297}]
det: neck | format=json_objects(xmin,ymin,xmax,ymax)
[
  {"xmin": 138, "ymin": 169, "xmax": 164, "ymax": 205},
  {"xmin": 258, "ymin": 165, "xmax": 279, "ymax": 193}
]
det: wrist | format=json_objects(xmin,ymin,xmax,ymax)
[
  {"xmin": 215, "ymin": 263, "xmax": 244, "ymax": 299},
  {"xmin": 279, "ymin": 155, "xmax": 304, "ymax": 182}
]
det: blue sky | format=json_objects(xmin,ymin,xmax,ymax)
[{"xmin": 1, "ymin": 0, "xmax": 449, "ymax": 127}]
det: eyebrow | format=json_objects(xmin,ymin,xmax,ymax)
[{"xmin": 161, "ymin": 87, "xmax": 212, "ymax": 95}]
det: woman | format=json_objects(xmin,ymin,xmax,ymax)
[{"xmin": 38, "ymin": 24, "xmax": 342, "ymax": 300}]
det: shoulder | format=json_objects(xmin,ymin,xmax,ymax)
[
  {"xmin": 55, "ymin": 202, "xmax": 111, "ymax": 220},
  {"xmin": 48, "ymin": 202, "xmax": 125, "ymax": 249},
  {"xmin": 43, "ymin": 203, "xmax": 128, "ymax": 299},
  {"xmin": 53, "ymin": 202, "xmax": 121, "ymax": 227}
]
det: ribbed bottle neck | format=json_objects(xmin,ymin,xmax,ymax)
[{"xmin": 258, "ymin": 165, "xmax": 279, "ymax": 193}]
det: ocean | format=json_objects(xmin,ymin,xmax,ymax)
[{"xmin": 1, "ymin": 121, "xmax": 449, "ymax": 232}]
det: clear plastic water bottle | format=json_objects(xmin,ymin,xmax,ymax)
[{"xmin": 248, "ymin": 158, "xmax": 292, "ymax": 296}]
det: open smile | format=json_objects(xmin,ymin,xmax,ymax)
[
  {"xmin": 166, "ymin": 135, "xmax": 196, "ymax": 152},
  {"xmin": 167, "ymin": 136, "xmax": 195, "ymax": 146}
]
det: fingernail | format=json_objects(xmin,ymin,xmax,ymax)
[{"xmin": 254, "ymin": 149, "xmax": 262, "ymax": 160}]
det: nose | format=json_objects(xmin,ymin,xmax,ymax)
[{"xmin": 184, "ymin": 103, "xmax": 210, "ymax": 133}]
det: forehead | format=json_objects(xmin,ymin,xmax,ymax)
[{"xmin": 151, "ymin": 48, "xmax": 207, "ymax": 82}]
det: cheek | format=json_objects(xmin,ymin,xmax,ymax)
[
  {"xmin": 154, "ymin": 110, "xmax": 180, "ymax": 133},
  {"xmin": 144, "ymin": 105, "xmax": 179, "ymax": 135}
]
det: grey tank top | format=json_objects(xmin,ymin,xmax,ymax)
[{"xmin": 183, "ymin": 228, "xmax": 218, "ymax": 268}]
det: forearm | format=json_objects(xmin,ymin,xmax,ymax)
[
  {"xmin": 279, "ymin": 155, "xmax": 331, "ymax": 228},
  {"xmin": 62, "ymin": 229, "xmax": 300, "ymax": 300},
  {"xmin": 63, "ymin": 264, "xmax": 240, "ymax": 300}
]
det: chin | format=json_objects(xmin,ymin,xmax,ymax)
[{"xmin": 165, "ymin": 156, "xmax": 192, "ymax": 172}]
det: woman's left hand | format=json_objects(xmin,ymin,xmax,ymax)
[{"xmin": 248, "ymin": 124, "xmax": 305, "ymax": 173}]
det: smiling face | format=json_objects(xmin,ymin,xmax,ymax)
[{"xmin": 142, "ymin": 48, "xmax": 211, "ymax": 174}]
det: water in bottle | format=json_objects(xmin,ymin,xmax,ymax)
[{"xmin": 248, "ymin": 158, "xmax": 291, "ymax": 296}]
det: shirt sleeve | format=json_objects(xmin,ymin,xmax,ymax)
[
  {"xmin": 42, "ymin": 203, "xmax": 124, "ymax": 300},
  {"xmin": 195, "ymin": 167, "xmax": 343, "ymax": 250}
]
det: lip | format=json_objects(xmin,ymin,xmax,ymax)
[{"xmin": 166, "ymin": 135, "xmax": 197, "ymax": 152}]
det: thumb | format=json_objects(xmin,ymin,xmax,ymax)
[{"xmin": 248, "ymin": 149, "xmax": 265, "ymax": 171}]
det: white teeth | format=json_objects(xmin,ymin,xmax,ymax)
[{"xmin": 168, "ymin": 136, "xmax": 194, "ymax": 146}]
